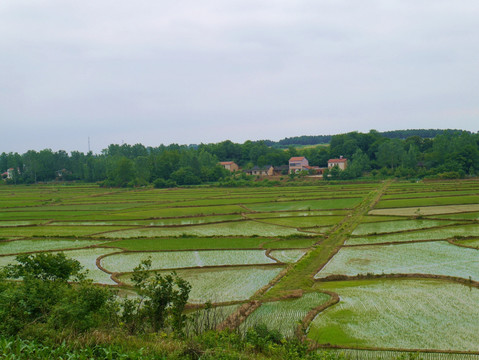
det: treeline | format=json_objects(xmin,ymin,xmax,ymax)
[
  {"xmin": 0, "ymin": 130, "xmax": 478, "ymax": 186},
  {"xmin": 0, "ymin": 141, "xmax": 297, "ymax": 187},
  {"xmin": 322, "ymin": 130, "xmax": 479, "ymax": 180},
  {"xmin": 267, "ymin": 129, "xmax": 468, "ymax": 147}
]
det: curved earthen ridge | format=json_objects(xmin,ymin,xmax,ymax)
[
  {"xmin": 343, "ymin": 236, "xmax": 479, "ymax": 248},
  {"xmin": 298, "ymin": 290, "xmax": 339, "ymax": 342},
  {"xmin": 217, "ymin": 300, "xmax": 261, "ymax": 331},
  {"xmin": 349, "ymin": 221, "xmax": 477, "ymax": 238},
  {"xmin": 315, "ymin": 273, "xmax": 479, "ymax": 288}
]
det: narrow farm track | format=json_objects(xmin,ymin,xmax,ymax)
[{"xmin": 259, "ymin": 180, "xmax": 392, "ymax": 300}]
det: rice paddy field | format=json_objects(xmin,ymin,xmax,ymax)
[
  {"xmin": 118, "ymin": 265, "xmax": 285, "ymax": 303},
  {"xmin": 2, "ymin": 179, "xmax": 479, "ymax": 357},
  {"xmin": 309, "ymin": 279, "xmax": 479, "ymax": 351},
  {"xmin": 241, "ymin": 292, "xmax": 331, "ymax": 337}
]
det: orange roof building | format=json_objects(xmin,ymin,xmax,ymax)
[
  {"xmin": 289, "ymin": 157, "xmax": 309, "ymax": 173},
  {"xmin": 219, "ymin": 161, "xmax": 239, "ymax": 172}
]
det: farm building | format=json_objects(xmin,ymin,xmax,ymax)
[
  {"xmin": 219, "ymin": 161, "xmax": 239, "ymax": 172},
  {"xmin": 273, "ymin": 165, "xmax": 289, "ymax": 175},
  {"xmin": 289, "ymin": 157, "xmax": 309, "ymax": 173},
  {"xmin": 246, "ymin": 165, "xmax": 274, "ymax": 176},
  {"xmin": 328, "ymin": 156, "xmax": 348, "ymax": 170},
  {"xmin": 1, "ymin": 168, "xmax": 15, "ymax": 180},
  {"xmin": 304, "ymin": 165, "xmax": 322, "ymax": 175}
]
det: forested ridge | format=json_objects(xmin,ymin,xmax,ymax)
[
  {"xmin": 1, "ymin": 129, "xmax": 478, "ymax": 186},
  {"xmin": 266, "ymin": 129, "xmax": 467, "ymax": 147}
]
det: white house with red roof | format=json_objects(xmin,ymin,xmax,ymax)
[
  {"xmin": 328, "ymin": 156, "xmax": 348, "ymax": 170},
  {"xmin": 289, "ymin": 157, "xmax": 309, "ymax": 173}
]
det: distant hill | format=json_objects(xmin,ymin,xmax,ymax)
[{"xmin": 264, "ymin": 129, "xmax": 469, "ymax": 147}]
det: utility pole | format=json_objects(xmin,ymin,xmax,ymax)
[{"xmin": 88, "ymin": 137, "xmax": 91, "ymax": 153}]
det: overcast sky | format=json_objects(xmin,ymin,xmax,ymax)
[{"xmin": 1, "ymin": 1, "xmax": 478, "ymax": 154}]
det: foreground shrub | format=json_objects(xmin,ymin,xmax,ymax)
[{"xmin": 0, "ymin": 253, "xmax": 116, "ymax": 336}]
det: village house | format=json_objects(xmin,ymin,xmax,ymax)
[
  {"xmin": 246, "ymin": 165, "xmax": 274, "ymax": 176},
  {"xmin": 55, "ymin": 169, "xmax": 72, "ymax": 179},
  {"xmin": 219, "ymin": 161, "xmax": 239, "ymax": 172},
  {"xmin": 273, "ymin": 165, "xmax": 289, "ymax": 176},
  {"xmin": 1, "ymin": 168, "xmax": 16, "ymax": 181},
  {"xmin": 288, "ymin": 157, "xmax": 309, "ymax": 173},
  {"xmin": 328, "ymin": 156, "xmax": 348, "ymax": 170},
  {"xmin": 304, "ymin": 165, "xmax": 322, "ymax": 174}
]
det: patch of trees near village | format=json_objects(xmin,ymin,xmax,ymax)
[{"xmin": 1, "ymin": 129, "xmax": 478, "ymax": 187}]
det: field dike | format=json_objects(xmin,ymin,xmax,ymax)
[
  {"xmin": 349, "ymin": 220, "xmax": 475, "ymax": 238},
  {"xmin": 224, "ymin": 181, "xmax": 392, "ymax": 331},
  {"xmin": 343, "ymin": 236, "xmax": 479, "ymax": 248},
  {"xmin": 449, "ymin": 238, "xmax": 479, "ymax": 250},
  {"xmin": 217, "ymin": 300, "xmax": 261, "ymax": 330},
  {"xmin": 315, "ymin": 273, "xmax": 479, "ymax": 288},
  {"xmin": 298, "ymin": 290, "xmax": 339, "ymax": 342}
]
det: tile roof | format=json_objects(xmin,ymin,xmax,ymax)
[{"xmin": 289, "ymin": 157, "xmax": 306, "ymax": 161}]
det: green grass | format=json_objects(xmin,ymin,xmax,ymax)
[
  {"xmin": 0, "ymin": 336, "xmax": 162, "ymax": 359},
  {"xmin": 426, "ymin": 211, "xmax": 479, "ymax": 221},
  {"xmin": 316, "ymin": 241, "xmax": 479, "ymax": 281},
  {"xmin": 310, "ymin": 279, "xmax": 479, "ymax": 351},
  {"xmin": 261, "ymin": 238, "xmax": 318, "ymax": 249}
]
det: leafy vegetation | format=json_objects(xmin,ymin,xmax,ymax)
[{"xmin": 2, "ymin": 129, "xmax": 479, "ymax": 187}]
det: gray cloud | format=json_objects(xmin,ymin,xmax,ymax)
[{"xmin": 1, "ymin": 0, "xmax": 478, "ymax": 153}]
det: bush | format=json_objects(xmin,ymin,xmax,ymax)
[
  {"xmin": 0, "ymin": 253, "xmax": 116, "ymax": 335},
  {"xmin": 153, "ymin": 178, "xmax": 177, "ymax": 188}
]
